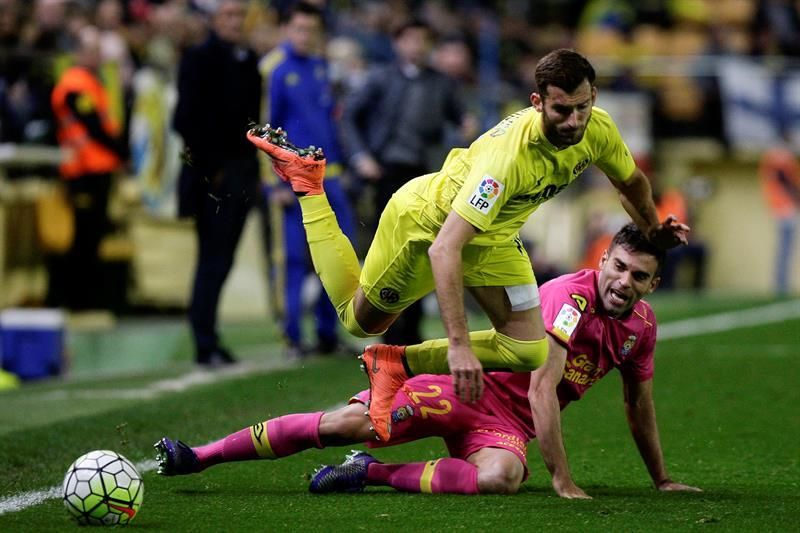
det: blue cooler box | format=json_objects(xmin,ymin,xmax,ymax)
[{"xmin": 0, "ymin": 309, "xmax": 65, "ymax": 380}]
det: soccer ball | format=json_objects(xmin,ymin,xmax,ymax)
[{"xmin": 62, "ymin": 450, "xmax": 144, "ymax": 525}]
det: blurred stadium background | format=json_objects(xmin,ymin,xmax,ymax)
[{"xmin": 1, "ymin": 0, "xmax": 799, "ymax": 528}]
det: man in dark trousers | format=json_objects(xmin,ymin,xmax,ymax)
[
  {"xmin": 173, "ymin": 0, "xmax": 262, "ymax": 367},
  {"xmin": 338, "ymin": 18, "xmax": 477, "ymax": 345}
]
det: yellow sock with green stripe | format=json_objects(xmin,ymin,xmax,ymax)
[
  {"xmin": 298, "ymin": 194, "xmax": 371, "ymax": 337},
  {"xmin": 404, "ymin": 329, "xmax": 549, "ymax": 374}
]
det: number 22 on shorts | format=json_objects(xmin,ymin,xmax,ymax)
[{"xmin": 407, "ymin": 385, "xmax": 452, "ymax": 418}]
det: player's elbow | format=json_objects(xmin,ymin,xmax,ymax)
[
  {"xmin": 624, "ymin": 397, "xmax": 651, "ymax": 420},
  {"xmin": 528, "ymin": 386, "xmax": 552, "ymax": 407},
  {"xmin": 427, "ymin": 240, "xmax": 448, "ymax": 263},
  {"xmin": 528, "ymin": 378, "xmax": 560, "ymax": 413},
  {"xmin": 428, "ymin": 229, "xmax": 468, "ymax": 261}
]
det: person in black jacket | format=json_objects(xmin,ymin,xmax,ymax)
[
  {"xmin": 338, "ymin": 19, "xmax": 477, "ymax": 345},
  {"xmin": 173, "ymin": 0, "xmax": 262, "ymax": 367}
]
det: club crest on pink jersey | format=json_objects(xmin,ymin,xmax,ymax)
[
  {"xmin": 621, "ymin": 335, "xmax": 637, "ymax": 356},
  {"xmin": 391, "ymin": 405, "xmax": 414, "ymax": 424}
]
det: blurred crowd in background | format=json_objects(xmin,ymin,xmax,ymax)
[
  {"xmin": 0, "ymin": 0, "xmax": 798, "ymax": 330},
  {"xmin": 1, "ymin": 0, "xmax": 800, "ymax": 146}
]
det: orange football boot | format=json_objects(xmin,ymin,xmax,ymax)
[
  {"xmin": 359, "ymin": 344, "xmax": 409, "ymax": 441},
  {"xmin": 246, "ymin": 129, "xmax": 326, "ymax": 196}
]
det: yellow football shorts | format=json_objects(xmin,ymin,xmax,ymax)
[{"xmin": 360, "ymin": 189, "xmax": 536, "ymax": 314}]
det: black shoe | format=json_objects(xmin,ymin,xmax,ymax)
[{"xmin": 197, "ymin": 346, "xmax": 237, "ymax": 368}]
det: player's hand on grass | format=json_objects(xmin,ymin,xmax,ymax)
[
  {"xmin": 647, "ymin": 214, "xmax": 690, "ymax": 249},
  {"xmin": 553, "ymin": 477, "xmax": 592, "ymax": 499},
  {"xmin": 447, "ymin": 345, "xmax": 484, "ymax": 403},
  {"xmin": 657, "ymin": 479, "xmax": 702, "ymax": 492}
]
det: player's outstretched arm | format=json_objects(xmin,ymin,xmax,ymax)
[
  {"xmin": 529, "ymin": 336, "xmax": 591, "ymax": 499},
  {"xmin": 622, "ymin": 376, "xmax": 702, "ymax": 492},
  {"xmin": 429, "ymin": 211, "xmax": 484, "ymax": 403},
  {"xmin": 611, "ymin": 168, "xmax": 690, "ymax": 249}
]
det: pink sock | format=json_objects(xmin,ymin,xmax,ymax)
[
  {"xmin": 193, "ymin": 412, "xmax": 324, "ymax": 469},
  {"xmin": 367, "ymin": 458, "xmax": 479, "ymax": 494}
]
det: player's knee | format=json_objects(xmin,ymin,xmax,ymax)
[
  {"xmin": 340, "ymin": 317, "xmax": 387, "ymax": 338},
  {"xmin": 516, "ymin": 337, "xmax": 548, "ymax": 370},
  {"xmin": 496, "ymin": 333, "xmax": 549, "ymax": 372},
  {"xmin": 318, "ymin": 405, "xmax": 371, "ymax": 444},
  {"xmin": 477, "ymin": 466, "xmax": 522, "ymax": 495},
  {"xmin": 340, "ymin": 317, "xmax": 375, "ymax": 338},
  {"xmin": 339, "ymin": 299, "xmax": 387, "ymax": 338},
  {"xmin": 338, "ymin": 307, "xmax": 376, "ymax": 338}
]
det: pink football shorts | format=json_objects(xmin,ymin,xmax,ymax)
[{"xmin": 351, "ymin": 374, "xmax": 529, "ymax": 475}]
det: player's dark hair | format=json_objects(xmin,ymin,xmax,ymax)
[
  {"xmin": 535, "ymin": 49, "xmax": 596, "ymax": 96},
  {"xmin": 393, "ymin": 18, "xmax": 431, "ymax": 39},
  {"xmin": 281, "ymin": 1, "xmax": 324, "ymax": 26},
  {"xmin": 609, "ymin": 223, "xmax": 666, "ymax": 275}
]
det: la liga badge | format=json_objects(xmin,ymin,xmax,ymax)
[
  {"xmin": 468, "ymin": 175, "xmax": 504, "ymax": 214},
  {"xmin": 553, "ymin": 303, "xmax": 581, "ymax": 340}
]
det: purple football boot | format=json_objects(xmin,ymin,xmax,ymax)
[
  {"xmin": 153, "ymin": 437, "xmax": 202, "ymax": 476},
  {"xmin": 309, "ymin": 450, "xmax": 380, "ymax": 493}
]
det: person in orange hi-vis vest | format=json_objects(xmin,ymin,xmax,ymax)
[
  {"xmin": 759, "ymin": 138, "xmax": 800, "ymax": 295},
  {"xmin": 653, "ymin": 186, "xmax": 707, "ymax": 291},
  {"xmin": 51, "ymin": 25, "xmax": 126, "ymax": 310}
]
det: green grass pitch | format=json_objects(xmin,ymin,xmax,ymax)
[{"xmin": 0, "ymin": 294, "xmax": 798, "ymax": 531}]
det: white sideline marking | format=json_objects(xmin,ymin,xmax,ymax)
[
  {"xmin": 0, "ymin": 460, "xmax": 157, "ymax": 515},
  {"xmin": 0, "ymin": 487, "xmax": 61, "ymax": 515},
  {"xmin": 38, "ymin": 358, "xmax": 297, "ymax": 401},
  {"xmin": 0, "ymin": 359, "xmax": 298, "ymax": 516},
  {"xmin": 657, "ymin": 299, "xmax": 800, "ymax": 340},
  {"xmin": 2, "ymin": 299, "xmax": 799, "ymax": 515}
]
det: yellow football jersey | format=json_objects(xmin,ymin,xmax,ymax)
[{"xmin": 406, "ymin": 106, "xmax": 635, "ymax": 246}]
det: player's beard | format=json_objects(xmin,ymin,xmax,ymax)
[
  {"xmin": 555, "ymin": 125, "xmax": 585, "ymax": 146},
  {"xmin": 542, "ymin": 111, "xmax": 590, "ymax": 148}
]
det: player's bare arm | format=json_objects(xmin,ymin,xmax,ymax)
[
  {"xmin": 529, "ymin": 336, "xmax": 590, "ymax": 499},
  {"xmin": 611, "ymin": 168, "xmax": 690, "ymax": 249},
  {"xmin": 428, "ymin": 210, "xmax": 484, "ymax": 403},
  {"xmin": 622, "ymin": 376, "xmax": 702, "ymax": 492}
]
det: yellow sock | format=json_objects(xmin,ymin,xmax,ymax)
[
  {"xmin": 405, "ymin": 329, "xmax": 549, "ymax": 374},
  {"xmin": 298, "ymin": 194, "xmax": 370, "ymax": 337}
]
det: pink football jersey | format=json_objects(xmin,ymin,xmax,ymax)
[{"xmin": 482, "ymin": 269, "xmax": 657, "ymax": 438}]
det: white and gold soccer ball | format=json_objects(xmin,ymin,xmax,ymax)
[{"xmin": 62, "ymin": 450, "xmax": 144, "ymax": 525}]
